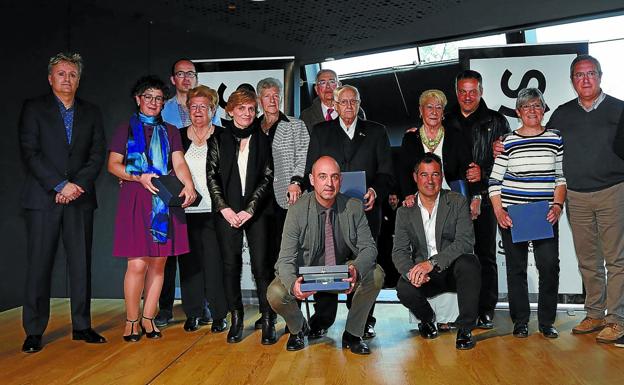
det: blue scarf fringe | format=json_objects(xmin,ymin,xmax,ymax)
[{"xmin": 126, "ymin": 113, "xmax": 171, "ymax": 243}]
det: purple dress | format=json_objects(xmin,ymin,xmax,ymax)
[{"xmin": 109, "ymin": 121, "xmax": 189, "ymax": 257}]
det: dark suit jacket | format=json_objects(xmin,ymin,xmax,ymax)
[
  {"xmin": 19, "ymin": 93, "xmax": 106, "ymax": 210},
  {"xmin": 398, "ymin": 127, "xmax": 472, "ymax": 198},
  {"xmin": 275, "ymin": 192, "xmax": 377, "ymax": 293},
  {"xmin": 300, "ymin": 97, "xmax": 367, "ymax": 134},
  {"xmin": 392, "ymin": 190, "xmax": 474, "ymax": 274},
  {"xmin": 300, "ymin": 97, "xmax": 325, "ymax": 134},
  {"xmin": 206, "ymin": 120, "xmax": 273, "ymax": 216},
  {"xmin": 304, "ymin": 118, "xmax": 394, "ymax": 202}
]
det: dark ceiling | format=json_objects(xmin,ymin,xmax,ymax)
[{"xmin": 68, "ymin": 1, "xmax": 624, "ymax": 64}]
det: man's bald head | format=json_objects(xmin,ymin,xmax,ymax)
[{"xmin": 309, "ymin": 156, "xmax": 342, "ymax": 207}]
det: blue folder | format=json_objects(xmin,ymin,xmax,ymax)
[
  {"xmin": 340, "ymin": 171, "xmax": 366, "ymax": 201},
  {"xmin": 507, "ymin": 201, "xmax": 554, "ymax": 243},
  {"xmin": 448, "ymin": 180, "xmax": 468, "ymax": 197}
]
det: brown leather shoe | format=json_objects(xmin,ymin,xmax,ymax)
[
  {"xmin": 596, "ymin": 323, "xmax": 624, "ymax": 343},
  {"xmin": 572, "ymin": 317, "xmax": 606, "ymax": 334}
]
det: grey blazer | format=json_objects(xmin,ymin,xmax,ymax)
[
  {"xmin": 392, "ymin": 190, "xmax": 474, "ymax": 275},
  {"xmin": 272, "ymin": 116, "xmax": 310, "ymax": 209},
  {"xmin": 275, "ymin": 192, "xmax": 377, "ymax": 293}
]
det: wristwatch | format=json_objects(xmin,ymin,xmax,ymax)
[{"xmin": 428, "ymin": 257, "xmax": 439, "ymax": 271}]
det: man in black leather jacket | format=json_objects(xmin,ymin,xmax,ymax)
[{"xmin": 444, "ymin": 69, "xmax": 510, "ymax": 329}]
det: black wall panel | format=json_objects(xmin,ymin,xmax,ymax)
[
  {"xmin": 1, "ymin": 1, "xmax": 474, "ymax": 311},
  {"xmin": 0, "ymin": 1, "xmax": 267, "ymax": 311}
]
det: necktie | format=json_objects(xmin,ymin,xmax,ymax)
[
  {"xmin": 324, "ymin": 208, "xmax": 336, "ymax": 266},
  {"xmin": 325, "ymin": 108, "xmax": 334, "ymax": 121}
]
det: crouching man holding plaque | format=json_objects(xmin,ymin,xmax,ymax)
[{"xmin": 267, "ymin": 156, "xmax": 384, "ymax": 354}]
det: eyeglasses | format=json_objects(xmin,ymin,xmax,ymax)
[
  {"xmin": 573, "ymin": 71, "xmax": 599, "ymax": 80},
  {"xmin": 141, "ymin": 94, "xmax": 165, "ymax": 104},
  {"xmin": 337, "ymin": 99, "xmax": 360, "ymax": 107},
  {"xmin": 189, "ymin": 104, "xmax": 210, "ymax": 111},
  {"xmin": 519, "ymin": 103, "xmax": 544, "ymax": 111},
  {"xmin": 174, "ymin": 71, "xmax": 198, "ymax": 79},
  {"xmin": 317, "ymin": 79, "xmax": 338, "ymax": 88}
]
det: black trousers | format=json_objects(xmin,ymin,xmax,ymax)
[
  {"xmin": 267, "ymin": 202, "xmax": 288, "ymax": 274},
  {"xmin": 178, "ymin": 213, "xmax": 228, "ymax": 319},
  {"xmin": 159, "ymin": 256, "xmax": 178, "ymax": 316},
  {"xmin": 500, "ymin": 225, "xmax": 560, "ymax": 325},
  {"xmin": 215, "ymin": 212, "xmax": 273, "ymax": 313},
  {"xmin": 23, "ymin": 206, "xmax": 94, "ymax": 335},
  {"xmin": 395, "ymin": 254, "xmax": 481, "ymax": 329},
  {"xmin": 474, "ymin": 199, "xmax": 499, "ymax": 316}
]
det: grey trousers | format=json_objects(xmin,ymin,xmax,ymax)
[
  {"xmin": 567, "ymin": 182, "xmax": 624, "ymax": 324},
  {"xmin": 267, "ymin": 264, "xmax": 384, "ymax": 337}
]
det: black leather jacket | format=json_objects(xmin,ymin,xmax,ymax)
[
  {"xmin": 206, "ymin": 120, "xmax": 274, "ymax": 216},
  {"xmin": 444, "ymin": 100, "xmax": 510, "ymax": 196}
]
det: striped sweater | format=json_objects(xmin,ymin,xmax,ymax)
[{"xmin": 488, "ymin": 129, "xmax": 565, "ymax": 208}]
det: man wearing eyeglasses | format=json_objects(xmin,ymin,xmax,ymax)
[
  {"xmin": 300, "ymin": 69, "xmax": 341, "ymax": 133},
  {"xmin": 156, "ymin": 58, "xmax": 213, "ymax": 328},
  {"xmin": 161, "ymin": 59, "xmax": 198, "ymax": 129},
  {"xmin": 19, "ymin": 52, "xmax": 106, "ymax": 352},
  {"xmin": 546, "ymin": 54, "xmax": 624, "ymax": 344},
  {"xmin": 303, "ymin": 85, "xmax": 393, "ymax": 341}
]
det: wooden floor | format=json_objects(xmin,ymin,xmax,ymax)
[{"xmin": 2, "ymin": 299, "xmax": 624, "ymax": 385}]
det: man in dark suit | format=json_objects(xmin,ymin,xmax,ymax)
[
  {"xmin": 300, "ymin": 69, "xmax": 341, "ymax": 133},
  {"xmin": 300, "ymin": 69, "xmax": 366, "ymax": 134},
  {"xmin": 304, "ymin": 84, "xmax": 393, "ymax": 340},
  {"xmin": 19, "ymin": 52, "xmax": 106, "ymax": 353},
  {"xmin": 392, "ymin": 153, "xmax": 480, "ymax": 350},
  {"xmin": 268, "ymin": 156, "xmax": 384, "ymax": 354}
]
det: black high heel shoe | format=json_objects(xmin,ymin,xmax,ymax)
[
  {"xmin": 141, "ymin": 316, "xmax": 162, "ymax": 339},
  {"xmin": 123, "ymin": 319, "xmax": 141, "ymax": 342}
]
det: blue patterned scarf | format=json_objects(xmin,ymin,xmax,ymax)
[{"xmin": 126, "ymin": 113, "xmax": 171, "ymax": 243}]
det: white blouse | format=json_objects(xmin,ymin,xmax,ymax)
[
  {"xmin": 237, "ymin": 136, "xmax": 251, "ymax": 195},
  {"xmin": 184, "ymin": 142, "xmax": 211, "ymax": 213}
]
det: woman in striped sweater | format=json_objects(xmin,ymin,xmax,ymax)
[{"xmin": 488, "ymin": 88, "xmax": 566, "ymax": 339}]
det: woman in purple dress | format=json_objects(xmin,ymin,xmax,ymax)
[{"xmin": 107, "ymin": 76, "xmax": 196, "ymax": 341}]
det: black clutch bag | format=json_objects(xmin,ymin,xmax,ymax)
[
  {"xmin": 151, "ymin": 175, "xmax": 202, "ymax": 207},
  {"xmin": 299, "ymin": 265, "xmax": 350, "ymax": 292}
]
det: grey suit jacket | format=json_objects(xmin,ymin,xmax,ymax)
[
  {"xmin": 392, "ymin": 190, "xmax": 474, "ymax": 275},
  {"xmin": 275, "ymin": 192, "xmax": 377, "ymax": 294}
]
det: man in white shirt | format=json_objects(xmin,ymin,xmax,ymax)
[{"xmin": 392, "ymin": 153, "xmax": 480, "ymax": 350}]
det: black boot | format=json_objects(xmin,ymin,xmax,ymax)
[
  {"xmin": 227, "ymin": 309, "xmax": 244, "ymax": 343},
  {"xmin": 261, "ymin": 311, "xmax": 278, "ymax": 345}
]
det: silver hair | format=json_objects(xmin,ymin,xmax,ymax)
[
  {"xmin": 48, "ymin": 52, "xmax": 83, "ymax": 77},
  {"xmin": 256, "ymin": 77, "xmax": 283, "ymax": 96},
  {"xmin": 333, "ymin": 85, "xmax": 360, "ymax": 102},
  {"xmin": 570, "ymin": 54, "xmax": 602, "ymax": 79},
  {"xmin": 315, "ymin": 69, "xmax": 338, "ymax": 83},
  {"xmin": 515, "ymin": 88, "xmax": 546, "ymax": 110}
]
